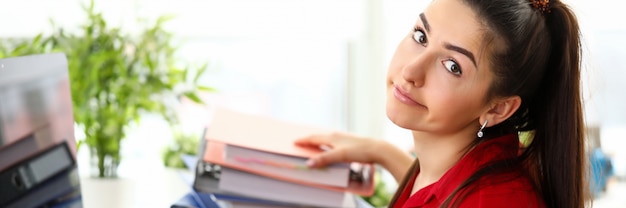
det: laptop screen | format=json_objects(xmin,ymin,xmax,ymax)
[{"xmin": 0, "ymin": 53, "xmax": 82, "ymax": 208}]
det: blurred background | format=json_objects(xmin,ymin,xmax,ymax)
[{"xmin": 0, "ymin": 0, "xmax": 624, "ymax": 207}]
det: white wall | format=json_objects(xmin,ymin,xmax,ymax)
[{"xmin": 0, "ymin": 0, "xmax": 399, "ymax": 180}]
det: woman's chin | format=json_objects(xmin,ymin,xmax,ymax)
[{"xmin": 386, "ymin": 107, "xmax": 420, "ymax": 131}]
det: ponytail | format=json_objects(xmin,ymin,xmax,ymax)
[{"xmin": 525, "ymin": 2, "xmax": 588, "ymax": 207}]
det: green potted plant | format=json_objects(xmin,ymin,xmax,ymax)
[
  {"xmin": 0, "ymin": 0, "xmax": 211, "ymax": 178},
  {"xmin": 162, "ymin": 128, "xmax": 201, "ymax": 169}
]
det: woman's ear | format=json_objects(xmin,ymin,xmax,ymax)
[{"xmin": 480, "ymin": 96, "xmax": 521, "ymax": 127}]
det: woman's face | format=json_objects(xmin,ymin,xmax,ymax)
[{"xmin": 386, "ymin": 0, "xmax": 495, "ymax": 136}]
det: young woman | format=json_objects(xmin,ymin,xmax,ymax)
[{"xmin": 296, "ymin": 0, "xmax": 587, "ymax": 207}]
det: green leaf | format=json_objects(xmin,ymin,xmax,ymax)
[
  {"xmin": 156, "ymin": 14, "xmax": 176, "ymax": 26},
  {"xmin": 193, "ymin": 63, "xmax": 209, "ymax": 83},
  {"xmin": 76, "ymin": 140, "xmax": 84, "ymax": 151},
  {"xmin": 197, "ymin": 85, "xmax": 216, "ymax": 92},
  {"xmin": 183, "ymin": 92, "xmax": 203, "ymax": 103},
  {"xmin": 33, "ymin": 34, "xmax": 42, "ymax": 45}
]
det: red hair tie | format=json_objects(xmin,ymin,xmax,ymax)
[{"xmin": 529, "ymin": 0, "xmax": 551, "ymax": 14}]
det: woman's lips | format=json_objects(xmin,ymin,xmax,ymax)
[{"xmin": 393, "ymin": 85, "xmax": 425, "ymax": 108}]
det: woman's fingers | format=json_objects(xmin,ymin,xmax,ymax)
[
  {"xmin": 306, "ymin": 149, "xmax": 346, "ymax": 168},
  {"xmin": 294, "ymin": 134, "xmax": 332, "ymax": 147},
  {"xmin": 297, "ymin": 132, "xmax": 370, "ymax": 168}
]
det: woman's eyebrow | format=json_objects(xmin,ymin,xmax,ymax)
[
  {"xmin": 419, "ymin": 13, "xmax": 431, "ymax": 32},
  {"xmin": 445, "ymin": 43, "xmax": 477, "ymax": 68},
  {"xmin": 420, "ymin": 12, "xmax": 477, "ymax": 68}
]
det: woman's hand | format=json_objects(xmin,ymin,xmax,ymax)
[
  {"xmin": 295, "ymin": 132, "xmax": 414, "ymax": 182},
  {"xmin": 295, "ymin": 132, "xmax": 380, "ymax": 168}
]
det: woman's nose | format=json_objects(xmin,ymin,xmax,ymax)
[{"xmin": 401, "ymin": 51, "xmax": 434, "ymax": 87}]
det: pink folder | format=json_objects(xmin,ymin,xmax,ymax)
[{"xmin": 202, "ymin": 107, "xmax": 375, "ymax": 196}]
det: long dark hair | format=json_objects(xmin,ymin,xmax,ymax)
[{"xmin": 389, "ymin": 0, "xmax": 587, "ymax": 207}]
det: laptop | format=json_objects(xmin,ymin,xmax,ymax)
[{"xmin": 0, "ymin": 53, "xmax": 83, "ymax": 208}]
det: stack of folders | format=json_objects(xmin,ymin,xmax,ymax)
[
  {"xmin": 171, "ymin": 108, "xmax": 376, "ymax": 208},
  {"xmin": 0, "ymin": 132, "xmax": 82, "ymax": 208}
]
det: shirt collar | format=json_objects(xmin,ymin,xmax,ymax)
[{"xmin": 423, "ymin": 134, "xmax": 520, "ymax": 204}]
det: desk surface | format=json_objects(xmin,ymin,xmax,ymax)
[{"xmin": 80, "ymin": 167, "xmax": 190, "ymax": 208}]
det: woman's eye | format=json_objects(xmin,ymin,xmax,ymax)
[
  {"xmin": 442, "ymin": 59, "xmax": 462, "ymax": 75},
  {"xmin": 412, "ymin": 28, "xmax": 427, "ymax": 45}
]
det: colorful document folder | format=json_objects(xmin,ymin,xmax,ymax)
[{"xmin": 202, "ymin": 107, "xmax": 375, "ymax": 196}]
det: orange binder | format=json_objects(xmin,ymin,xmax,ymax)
[{"xmin": 202, "ymin": 107, "xmax": 375, "ymax": 196}]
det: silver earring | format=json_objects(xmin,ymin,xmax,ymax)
[{"xmin": 477, "ymin": 120, "xmax": 488, "ymax": 138}]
